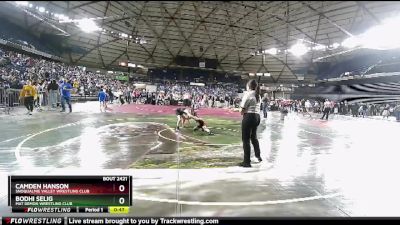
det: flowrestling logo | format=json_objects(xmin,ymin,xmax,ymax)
[
  {"xmin": 1, "ymin": 217, "xmax": 220, "ymax": 225},
  {"xmin": 24, "ymin": 207, "xmax": 73, "ymax": 213},
  {"xmin": 3, "ymin": 217, "xmax": 63, "ymax": 225}
]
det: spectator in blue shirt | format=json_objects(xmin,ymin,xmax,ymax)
[
  {"xmin": 60, "ymin": 79, "xmax": 73, "ymax": 113},
  {"xmin": 98, "ymin": 87, "xmax": 107, "ymax": 112}
]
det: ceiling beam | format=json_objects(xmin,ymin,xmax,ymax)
[
  {"xmin": 197, "ymin": 4, "xmax": 263, "ymax": 59},
  {"xmin": 225, "ymin": 8, "xmax": 244, "ymax": 71},
  {"xmin": 70, "ymin": 1, "xmax": 101, "ymax": 10},
  {"xmin": 218, "ymin": 5, "xmax": 263, "ymax": 64},
  {"xmin": 234, "ymin": 2, "xmax": 315, "ymax": 42},
  {"xmin": 160, "ymin": 2, "xmax": 196, "ymax": 58},
  {"xmin": 125, "ymin": 1, "xmax": 155, "ymax": 63},
  {"xmin": 300, "ymin": 1, "xmax": 355, "ymax": 38},
  {"xmin": 96, "ymin": 0, "xmax": 111, "ymax": 68},
  {"xmin": 133, "ymin": 4, "xmax": 176, "ymax": 61},
  {"xmin": 306, "ymin": 14, "xmax": 322, "ymax": 75},
  {"xmin": 173, "ymin": 2, "xmax": 219, "ymax": 58},
  {"xmin": 107, "ymin": 51, "xmax": 125, "ymax": 67},
  {"xmin": 356, "ymin": 1, "xmax": 381, "ymax": 24},
  {"xmin": 74, "ymin": 38, "xmax": 120, "ymax": 63}
]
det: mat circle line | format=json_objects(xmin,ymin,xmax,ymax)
[
  {"xmin": 132, "ymin": 192, "xmax": 341, "ymax": 206},
  {"xmin": 14, "ymin": 120, "xmax": 168, "ymax": 163}
]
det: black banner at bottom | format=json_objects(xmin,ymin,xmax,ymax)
[
  {"xmin": 65, "ymin": 217, "xmax": 400, "ymax": 225},
  {"xmin": 2, "ymin": 217, "xmax": 400, "ymax": 225}
]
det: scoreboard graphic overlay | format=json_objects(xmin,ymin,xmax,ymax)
[{"xmin": 8, "ymin": 176, "xmax": 132, "ymax": 213}]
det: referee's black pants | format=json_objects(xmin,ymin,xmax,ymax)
[
  {"xmin": 241, "ymin": 113, "xmax": 261, "ymax": 164},
  {"xmin": 321, "ymin": 107, "xmax": 330, "ymax": 120}
]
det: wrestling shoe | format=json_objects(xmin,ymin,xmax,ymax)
[
  {"xmin": 257, "ymin": 156, "xmax": 263, "ymax": 162},
  {"xmin": 208, "ymin": 132, "xmax": 215, "ymax": 135}
]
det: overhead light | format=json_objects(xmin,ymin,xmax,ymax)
[
  {"xmin": 249, "ymin": 73, "xmax": 255, "ymax": 76},
  {"xmin": 46, "ymin": 11, "xmax": 49, "ymax": 14},
  {"xmin": 358, "ymin": 16, "xmax": 400, "ymax": 50},
  {"xmin": 119, "ymin": 62, "xmax": 127, "ymax": 66},
  {"xmin": 265, "ymin": 48, "xmax": 278, "ymax": 55},
  {"xmin": 128, "ymin": 63, "xmax": 136, "ymax": 68},
  {"xmin": 190, "ymin": 82, "xmax": 205, "ymax": 87},
  {"xmin": 28, "ymin": 4, "xmax": 33, "ymax": 8},
  {"xmin": 342, "ymin": 36, "xmax": 361, "ymax": 48},
  {"xmin": 332, "ymin": 43, "xmax": 340, "ymax": 49},
  {"xmin": 288, "ymin": 42, "xmax": 309, "ymax": 56},
  {"xmin": 129, "ymin": 35, "xmax": 132, "ymax": 39},
  {"xmin": 256, "ymin": 73, "xmax": 263, "ymax": 76},
  {"xmin": 107, "ymin": 71, "xmax": 114, "ymax": 74},
  {"xmin": 312, "ymin": 44, "xmax": 326, "ymax": 51},
  {"xmin": 139, "ymin": 39, "xmax": 147, "ymax": 44},
  {"xmin": 96, "ymin": 70, "xmax": 100, "ymax": 73},
  {"xmin": 121, "ymin": 33, "xmax": 128, "ymax": 38},
  {"xmin": 76, "ymin": 18, "xmax": 101, "ymax": 33},
  {"xmin": 57, "ymin": 14, "xmax": 70, "ymax": 22},
  {"xmin": 264, "ymin": 73, "xmax": 271, "ymax": 76},
  {"xmin": 15, "ymin": 1, "xmax": 29, "ymax": 6},
  {"xmin": 38, "ymin": 6, "xmax": 45, "ymax": 13}
]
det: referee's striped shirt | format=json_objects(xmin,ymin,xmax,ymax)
[{"xmin": 240, "ymin": 90, "xmax": 261, "ymax": 114}]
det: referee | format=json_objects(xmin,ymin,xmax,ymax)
[{"xmin": 238, "ymin": 79, "xmax": 262, "ymax": 167}]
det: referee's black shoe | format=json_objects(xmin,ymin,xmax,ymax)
[{"xmin": 238, "ymin": 162, "xmax": 251, "ymax": 168}]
